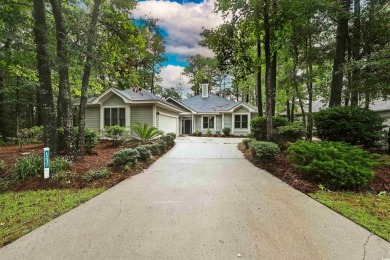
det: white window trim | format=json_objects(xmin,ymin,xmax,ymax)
[
  {"xmin": 100, "ymin": 106, "xmax": 129, "ymax": 130},
  {"xmin": 201, "ymin": 115, "xmax": 216, "ymax": 130},
  {"xmin": 233, "ymin": 113, "xmax": 250, "ymax": 130}
]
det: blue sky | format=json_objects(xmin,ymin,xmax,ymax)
[{"xmin": 133, "ymin": 0, "xmax": 223, "ymax": 92}]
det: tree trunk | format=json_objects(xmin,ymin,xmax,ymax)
[
  {"xmin": 292, "ymin": 41, "xmax": 306, "ymax": 128},
  {"xmin": 350, "ymin": 0, "xmax": 361, "ymax": 106},
  {"xmin": 254, "ymin": 1, "xmax": 263, "ymax": 117},
  {"xmin": 291, "ymin": 96, "xmax": 295, "ymax": 122},
  {"xmin": 263, "ymin": 0, "xmax": 273, "ymax": 140},
  {"xmin": 0, "ymin": 39, "xmax": 11, "ymax": 141},
  {"xmin": 50, "ymin": 0, "xmax": 74, "ymax": 156},
  {"xmin": 329, "ymin": 0, "xmax": 351, "ymax": 107},
  {"xmin": 271, "ymin": 51, "xmax": 277, "ymax": 116},
  {"xmin": 77, "ymin": 0, "xmax": 102, "ymax": 158},
  {"xmin": 306, "ymin": 37, "xmax": 314, "ymax": 141},
  {"xmin": 286, "ymin": 89, "xmax": 291, "ymax": 122},
  {"xmin": 32, "ymin": 0, "xmax": 57, "ymax": 154}
]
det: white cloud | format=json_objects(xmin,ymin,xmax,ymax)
[
  {"xmin": 159, "ymin": 65, "xmax": 192, "ymax": 96},
  {"xmin": 132, "ymin": 0, "xmax": 223, "ymax": 60}
]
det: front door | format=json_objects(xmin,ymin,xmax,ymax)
[{"xmin": 184, "ymin": 120, "xmax": 192, "ymax": 134}]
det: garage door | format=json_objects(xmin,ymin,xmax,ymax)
[{"xmin": 159, "ymin": 114, "xmax": 178, "ymax": 135}]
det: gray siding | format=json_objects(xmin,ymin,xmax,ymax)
[
  {"xmin": 130, "ymin": 106, "xmax": 154, "ymax": 129},
  {"xmin": 234, "ymin": 107, "xmax": 249, "ymax": 113},
  {"xmin": 377, "ymin": 111, "xmax": 390, "ymax": 127},
  {"xmin": 251, "ymin": 112, "xmax": 258, "ymax": 119},
  {"xmin": 194, "ymin": 115, "xmax": 202, "ymax": 132},
  {"xmin": 86, "ymin": 107, "xmax": 100, "ymax": 130},
  {"xmin": 223, "ymin": 114, "xmax": 232, "ymax": 129},
  {"xmin": 216, "ymin": 115, "xmax": 222, "ymax": 131},
  {"xmin": 103, "ymin": 95, "xmax": 125, "ymax": 106}
]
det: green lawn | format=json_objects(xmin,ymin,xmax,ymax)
[
  {"xmin": 0, "ymin": 188, "xmax": 104, "ymax": 247},
  {"xmin": 310, "ymin": 191, "xmax": 390, "ymax": 242}
]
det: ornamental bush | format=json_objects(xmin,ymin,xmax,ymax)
[
  {"xmin": 242, "ymin": 138, "xmax": 254, "ymax": 149},
  {"xmin": 14, "ymin": 154, "xmax": 42, "ymax": 180},
  {"xmin": 85, "ymin": 129, "xmax": 100, "ymax": 154},
  {"xmin": 144, "ymin": 144, "xmax": 160, "ymax": 155},
  {"xmin": 135, "ymin": 146, "xmax": 152, "ymax": 161},
  {"xmin": 287, "ymin": 140, "xmax": 378, "ymax": 190},
  {"xmin": 104, "ymin": 125, "xmax": 127, "ymax": 142},
  {"xmin": 112, "ymin": 148, "xmax": 140, "ymax": 167},
  {"xmin": 51, "ymin": 157, "xmax": 72, "ymax": 175},
  {"xmin": 222, "ymin": 127, "xmax": 231, "ymax": 136},
  {"xmin": 313, "ymin": 106, "xmax": 385, "ymax": 147},
  {"xmin": 275, "ymin": 121, "xmax": 306, "ymax": 147},
  {"xmin": 161, "ymin": 135, "xmax": 175, "ymax": 147},
  {"xmin": 166, "ymin": 133, "xmax": 177, "ymax": 140},
  {"xmin": 250, "ymin": 116, "xmax": 288, "ymax": 141},
  {"xmin": 83, "ymin": 169, "xmax": 111, "ymax": 182},
  {"xmin": 249, "ymin": 141, "xmax": 280, "ymax": 160}
]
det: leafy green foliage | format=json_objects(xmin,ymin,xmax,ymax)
[
  {"xmin": 251, "ymin": 117, "xmax": 288, "ymax": 141},
  {"xmin": 166, "ymin": 133, "xmax": 177, "ymax": 140},
  {"xmin": 16, "ymin": 127, "xmax": 44, "ymax": 149},
  {"xmin": 143, "ymin": 144, "xmax": 160, "ymax": 155},
  {"xmin": 275, "ymin": 121, "xmax": 306, "ymax": 147},
  {"xmin": 191, "ymin": 130, "xmax": 202, "ymax": 137},
  {"xmin": 313, "ymin": 106, "xmax": 386, "ymax": 147},
  {"xmin": 249, "ymin": 141, "xmax": 280, "ymax": 160},
  {"xmin": 135, "ymin": 146, "xmax": 152, "ymax": 161},
  {"xmin": 51, "ymin": 157, "xmax": 72, "ymax": 176},
  {"xmin": 51, "ymin": 171, "xmax": 78, "ymax": 186},
  {"xmin": 112, "ymin": 148, "xmax": 140, "ymax": 167},
  {"xmin": 0, "ymin": 160, "xmax": 5, "ymax": 172},
  {"xmin": 243, "ymin": 138, "xmax": 254, "ymax": 149},
  {"xmin": 222, "ymin": 127, "xmax": 231, "ymax": 136},
  {"xmin": 84, "ymin": 129, "xmax": 100, "ymax": 154},
  {"xmin": 287, "ymin": 141, "xmax": 378, "ymax": 190},
  {"xmin": 82, "ymin": 169, "xmax": 111, "ymax": 182},
  {"xmin": 104, "ymin": 126, "xmax": 127, "ymax": 142},
  {"xmin": 133, "ymin": 123, "xmax": 163, "ymax": 144},
  {"xmin": 160, "ymin": 135, "xmax": 175, "ymax": 148},
  {"xmin": 14, "ymin": 155, "xmax": 42, "ymax": 180},
  {"xmin": 205, "ymin": 129, "xmax": 212, "ymax": 136}
]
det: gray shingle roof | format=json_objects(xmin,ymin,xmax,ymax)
[
  {"xmin": 180, "ymin": 94, "xmax": 257, "ymax": 113},
  {"xmin": 117, "ymin": 88, "xmax": 164, "ymax": 102}
]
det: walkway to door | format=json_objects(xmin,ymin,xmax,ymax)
[{"xmin": 1, "ymin": 137, "xmax": 389, "ymax": 259}]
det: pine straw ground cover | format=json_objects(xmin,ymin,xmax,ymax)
[{"xmin": 238, "ymin": 142, "xmax": 390, "ymax": 242}]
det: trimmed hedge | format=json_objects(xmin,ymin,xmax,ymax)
[
  {"xmin": 250, "ymin": 116, "xmax": 288, "ymax": 141},
  {"xmin": 287, "ymin": 140, "xmax": 378, "ymax": 190},
  {"xmin": 135, "ymin": 146, "xmax": 152, "ymax": 161},
  {"xmin": 313, "ymin": 106, "xmax": 385, "ymax": 147},
  {"xmin": 112, "ymin": 148, "xmax": 140, "ymax": 167},
  {"xmin": 249, "ymin": 141, "xmax": 280, "ymax": 160}
]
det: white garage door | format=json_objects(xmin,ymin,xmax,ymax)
[{"xmin": 159, "ymin": 114, "xmax": 178, "ymax": 135}]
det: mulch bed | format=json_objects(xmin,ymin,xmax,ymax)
[
  {"xmin": 0, "ymin": 141, "xmax": 167, "ymax": 192},
  {"xmin": 238, "ymin": 143, "xmax": 390, "ymax": 194}
]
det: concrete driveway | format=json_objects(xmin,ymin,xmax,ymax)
[{"xmin": 1, "ymin": 137, "xmax": 389, "ymax": 259}]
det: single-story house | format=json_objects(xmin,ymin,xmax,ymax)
[
  {"xmin": 311, "ymin": 99, "xmax": 390, "ymax": 127},
  {"xmin": 85, "ymin": 88, "xmax": 183, "ymax": 135},
  {"xmin": 167, "ymin": 83, "xmax": 258, "ymax": 135}
]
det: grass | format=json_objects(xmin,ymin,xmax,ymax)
[
  {"xmin": 0, "ymin": 188, "xmax": 104, "ymax": 247},
  {"xmin": 310, "ymin": 191, "xmax": 390, "ymax": 242}
]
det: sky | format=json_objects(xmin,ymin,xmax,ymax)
[{"xmin": 132, "ymin": 0, "xmax": 224, "ymax": 95}]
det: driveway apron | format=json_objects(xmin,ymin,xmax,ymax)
[{"xmin": 1, "ymin": 137, "xmax": 389, "ymax": 260}]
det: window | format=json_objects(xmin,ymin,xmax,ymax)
[
  {"xmin": 203, "ymin": 116, "xmax": 215, "ymax": 129},
  {"xmin": 104, "ymin": 108, "xmax": 125, "ymax": 127},
  {"xmin": 234, "ymin": 114, "xmax": 248, "ymax": 129}
]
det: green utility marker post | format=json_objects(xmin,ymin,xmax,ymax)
[{"xmin": 43, "ymin": 147, "xmax": 50, "ymax": 179}]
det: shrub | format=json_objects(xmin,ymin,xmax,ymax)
[
  {"xmin": 133, "ymin": 123, "xmax": 163, "ymax": 144},
  {"xmin": 205, "ymin": 129, "xmax": 212, "ymax": 136},
  {"xmin": 313, "ymin": 106, "xmax": 385, "ymax": 147},
  {"xmin": 166, "ymin": 133, "xmax": 177, "ymax": 140},
  {"xmin": 104, "ymin": 125, "xmax": 127, "ymax": 142},
  {"xmin": 112, "ymin": 148, "xmax": 140, "ymax": 167},
  {"xmin": 51, "ymin": 157, "xmax": 72, "ymax": 175},
  {"xmin": 85, "ymin": 128, "xmax": 100, "ymax": 154},
  {"xmin": 14, "ymin": 155, "xmax": 42, "ymax": 179},
  {"xmin": 135, "ymin": 146, "xmax": 152, "ymax": 161},
  {"xmin": 250, "ymin": 141, "xmax": 280, "ymax": 160},
  {"xmin": 157, "ymin": 140, "xmax": 168, "ymax": 152},
  {"xmin": 161, "ymin": 135, "xmax": 175, "ymax": 147},
  {"xmin": 243, "ymin": 138, "xmax": 254, "ymax": 149},
  {"xmin": 287, "ymin": 141, "xmax": 378, "ymax": 189},
  {"xmin": 0, "ymin": 177, "xmax": 9, "ymax": 192},
  {"xmin": 17, "ymin": 126, "xmax": 44, "ymax": 150},
  {"xmin": 82, "ymin": 169, "xmax": 110, "ymax": 182},
  {"xmin": 216, "ymin": 131, "xmax": 221, "ymax": 136},
  {"xmin": 250, "ymin": 116, "xmax": 288, "ymax": 141},
  {"xmin": 275, "ymin": 121, "xmax": 306, "ymax": 146},
  {"xmin": 51, "ymin": 171, "xmax": 78, "ymax": 185},
  {"xmin": 144, "ymin": 144, "xmax": 160, "ymax": 155},
  {"xmin": 0, "ymin": 160, "xmax": 5, "ymax": 172},
  {"xmin": 222, "ymin": 127, "xmax": 231, "ymax": 136}
]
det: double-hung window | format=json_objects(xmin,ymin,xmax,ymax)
[
  {"xmin": 104, "ymin": 108, "xmax": 125, "ymax": 127},
  {"xmin": 203, "ymin": 116, "xmax": 215, "ymax": 129},
  {"xmin": 234, "ymin": 114, "xmax": 248, "ymax": 129}
]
